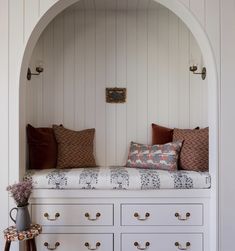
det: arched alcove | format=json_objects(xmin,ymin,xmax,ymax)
[{"xmin": 17, "ymin": 0, "xmax": 218, "ymax": 250}]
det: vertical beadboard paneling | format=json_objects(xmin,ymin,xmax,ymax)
[
  {"xmin": 9, "ymin": 0, "xmax": 24, "ymax": 184},
  {"xmin": 63, "ymin": 10, "xmax": 75, "ymax": 128},
  {"xmin": 53, "ymin": 13, "xmax": 64, "ymax": 125},
  {"xmin": 220, "ymin": 1, "xmax": 235, "ymax": 251},
  {"xmin": 189, "ymin": 34, "xmax": 203, "ymax": 127},
  {"xmin": 168, "ymin": 12, "xmax": 179, "ymax": 128},
  {"xmin": 74, "ymin": 10, "xmax": 85, "ymax": 129},
  {"xmin": 24, "ymin": 0, "xmax": 40, "ymax": 40},
  {"xmin": 95, "ymin": 10, "xmax": 106, "ymax": 165},
  {"xmin": 27, "ymin": 6, "xmax": 207, "ymax": 166},
  {"xmin": 157, "ymin": 9, "xmax": 169, "ymax": 127},
  {"xmin": 205, "ymin": 2, "xmax": 220, "ymax": 250},
  {"xmin": 84, "ymin": 9, "xmax": 96, "ymax": 128},
  {"xmin": 0, "ymin": 0, "xmax": 9, "ymax": 244},
  {"xmin": 136, "ymin": 9, "xmax": 148, "ymax": 143},
  {"xmin": 42, "ymin": 24, "xmax": 54, "ymax": 126},
  {"xmin": 27, "ymin": 38, "xmax": 43, "ymax": 126},
  {"xmin": 116, "ymin": 10, "xmax": 127, "ymax": 165},
  {"xmin": 189, "ymin": 0, "xmax": 208, "ymax": 128},
  {"xmin": 147, "ymin": 9, "xmax": 158, "ymax": 143},
  {"xmin": 35, "ymin": 37, "xmax": 44, "ymax": 126},
  {"xmin": 106, "ymin": 9, "xmax": 116, "ymax": 165},
  {"xmin": 126, "ymin": 9, "xmax": 137, "ymax": 148},
  {"xmin": 178, "ymin": 19, "xmax": 190, "ymax": 128}
]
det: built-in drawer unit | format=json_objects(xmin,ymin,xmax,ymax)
[
  {"xmin": 121, "ymin": 204, "xmax": 203, "ymax": 226},
  {"xmin": 36, "ymin": 233, "xmax": 113, "ymax": 251},
  {"xmin": 122, "ymin": 233, "xmax": 203, "ymax": 251},
  {"xmin": 32, "ymin": 204, "xmax": 113, "ymax": 226}
]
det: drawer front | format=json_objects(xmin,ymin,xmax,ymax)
[
  {"xmin": 122, "ymin": 233, "xmax": 203, "ymax": 251},
  {"xmin": 121, "ymin": 204, "xmax": 203, "ymax": 226},
  {"xmin": 32, "ymin": 204, "xmax": 113, "ymax": 226},
  {"xmin": 36, "ymin": 234, "xmax": 113, "ymax": 251}
]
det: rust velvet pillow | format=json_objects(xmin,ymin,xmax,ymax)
[
  {"xmin": 27, "ymin": 124, "xmax": 57, "ymax": 169},
  {"xmin": 152, "ymin": 123, "xmax": 200, "ymax": 145},
  {"xmin": 152, "ymin": 124, "xmax": 173, "ymax": 145},
  {"xmin": 53, "ymin": 125, "xmax": 96, "ymax": 168},
  {"xmin": 173, "ymin": 127, "xmax": 209, "ymax": 171}
]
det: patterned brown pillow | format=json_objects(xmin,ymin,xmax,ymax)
[
  {"xmin": 53, "ymin": 125, "xmax": 96, "ymax": 168},
  {"xmin": 173, "ymin": 127, "xmax": 209, "ymax": 171}
]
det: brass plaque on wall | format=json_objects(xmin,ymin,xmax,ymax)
[{"xmin": 106, "ymin": 87, "xmax": 126, "ymax": 103}]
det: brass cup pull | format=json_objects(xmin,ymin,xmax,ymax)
[
  {"xmin": 134, "ymin": 212, "xmax": 150, "ymax": 221},
  {"xmin": 85, "ymin": 212, "xmax": 101, "ymax": 221},
  {"xmin": 44, "ymin": 242, "xmax": 60, "ymax": 250},
  {"xmin": 84, "ymin": 242, "xmax": 101, "ymax": 250},
  {"xmin": 175, "ymin": 242, "xmax": 191, "ymax": 250},
  {"xmin": 175, "ymin": 212, "xmax": 190, "ymax": 221},
  {"xmin": 44, "ymin": 212, "xmax": 60, "ymax": 221},
  {"xmin": 134, "ymin": 242, "xmax": 150, "ymax": 250}
]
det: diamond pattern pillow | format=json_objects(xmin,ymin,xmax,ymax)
[
  {"xmin": 53, "ymin": 125, "xmax": 96, "ymax": 168},
  {"xmin": 173, "ymin": 127, "xmax": 209, "ymax": 171},
  {"xmin": 126, "ymin": 141, "xmax": 183, "ymax": 171}
]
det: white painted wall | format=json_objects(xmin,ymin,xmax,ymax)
[
  {"xmin": 4, "ymin": 0, "xmax": 235, "ymax": 251},
  {"xmin": 26, "ymin": 4, "xmax": 207, "ymax": 166},
  {"xmin": 0, "ymin": 0, "xmax": 9, "ymax": 240}
]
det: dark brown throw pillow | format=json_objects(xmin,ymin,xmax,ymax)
[
  {"xmin": 27, "ymin": 124, "xmax": 57, "ymax": 169},
  {"xmin": 152, "ymin": 123, "xmax": 200, "ymax": 145},
  {"xmin": 173, "ymin": 127, "xmax": 209, "ymax": 171},
  {"xmin": 53, "ymin": 125, "xmax": 96, "ymax": 168},
  {"xmin": 152, "ymin": 124, "xmax": 173, "ymax": 145}
]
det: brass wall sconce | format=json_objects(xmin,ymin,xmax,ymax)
[
  {"xmin": 27, "ymin": 66, "xmax": 44, "ymax": 80},
  {"xmin": 189, "ymin": 65, "xmax": 206, "ymax": 80}
]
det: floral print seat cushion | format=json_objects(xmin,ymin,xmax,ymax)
[{"xmin": 25, "ymin": 167, "xmax": 211, "ymax": 190}]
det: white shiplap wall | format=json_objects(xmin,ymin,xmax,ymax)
[{"xmin": 26, "ymin": 4, "xmax": 207, "ymax": 166}]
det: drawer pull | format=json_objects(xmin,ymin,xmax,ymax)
[
  {"xmin": 84, "ymin": 242, "xmax": 101, "ymax": 250},
  {"xmin": 134, "ymin": 241, "xmax": 150, "ymax": 250},
  {"xmin": 175, "ymin": 212, "xmax": 190, "ymax": 221},
  {"xmin": 44, "ymin": 212, "xmax": 60, "ymax": 221},
  {"xmin": 85, "ymin": 212, "xmax": 101, "ymax": 221},
  {"xmin": 175, "ymin": 242, "xmax": 191, "ymax": 250},
  {"xmin": 134, "ymin": 212, "xmax": 150, "ymax": 221},
  {"xmin": 44, "ymin": 242, "xmax": 60, "ymax": 250}
]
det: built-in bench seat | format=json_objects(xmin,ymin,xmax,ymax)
[{"xmin": 25, "ymin": 167, "xmax": 211, "ymax": 190}]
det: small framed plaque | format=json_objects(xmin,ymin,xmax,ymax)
[{"xmin": 106, "ymin": 87, "xmax": 126, "ymax": 103}]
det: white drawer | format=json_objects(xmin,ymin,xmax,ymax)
[
  {"xmin": 121, "ymin": 204, "xmax": 203, "ymax": 226},
  {"xmin": 32, "ymin": 204, "xmax": 113, "ymax": 226},
  {"xmin": 36, "ymin": 234, "xmax": 113, "ymax": 251},
  {"xmin": 122, "ymin": 233, "xmax": 203, "ymax": 251}
]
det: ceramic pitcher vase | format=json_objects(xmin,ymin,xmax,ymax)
[{"xmin": 9, "ymin": 204, "xmax": 31, "ymax": 231}]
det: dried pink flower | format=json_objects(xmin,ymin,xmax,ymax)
[{"xmin": 7, "ymin": 180, "xmax": 33, "ymax": 207}]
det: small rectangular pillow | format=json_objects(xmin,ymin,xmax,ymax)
[
  {"xmin": 126, "ymin": 141, "xmax": 183, "ymax": 171},
  {"xmin": 27, "ymin": 124, "xmax": 57, "ymax": 169},
  {"xmin": 173, "ymin": 127, "xmax": 209, "ymax": 171},
  {"xmin": 53, "ymin": 125, "xmax": 96, "ymax": 168}
]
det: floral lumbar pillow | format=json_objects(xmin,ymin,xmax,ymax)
[{"xmin": 126, "ymin": 141, "xmax": 183, "ymax": 171}]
